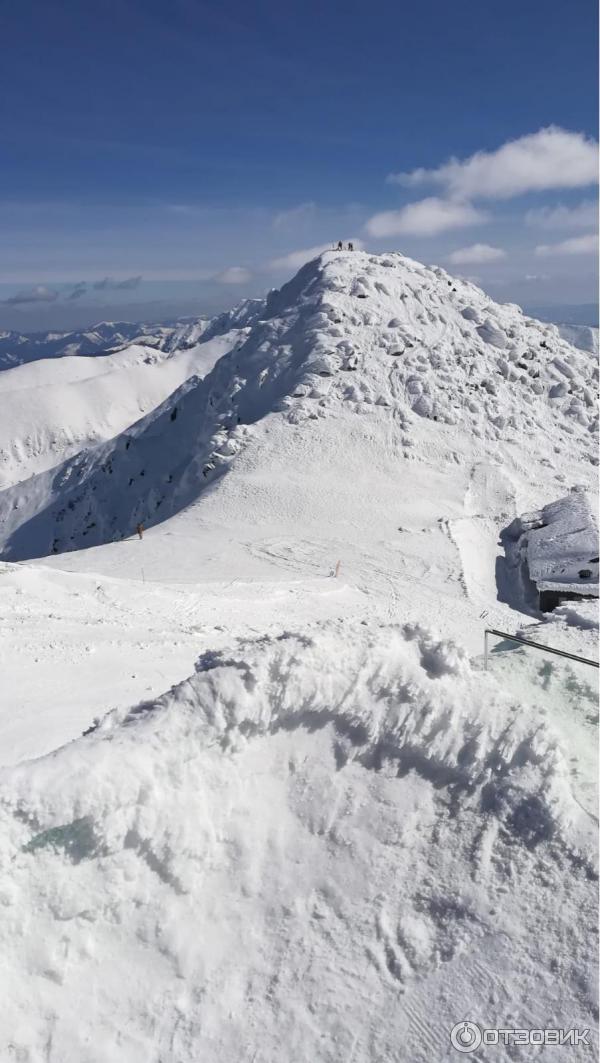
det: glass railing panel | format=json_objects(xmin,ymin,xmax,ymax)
[{"xmin": 483, "ymin": 629, "xmax": 598, "ymax": 818}]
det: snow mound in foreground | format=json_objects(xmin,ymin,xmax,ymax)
[{"xmin": 1, "ymin": 622, "xmax": 596, "ymax": 1062}]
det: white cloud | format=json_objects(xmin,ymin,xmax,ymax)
[
  {"xmin": 448, "ymin": 243, "xmax": 506, "ymax": 265},
  {"xmin": 525, "ymin": 199, "xmax": 598, "ymax": 230},
  {"xmin": 365, "ymin": 198, "xmax": 486, "ymax": 238},
  {"xmin": 534, "ymin": 232, "xmax": 599, "ymax": 257},
  {"xmin": 268, "ymin": 241, "xmax": 363, "ymax": 271},
  {"xmin": 388, "ymin": 127, "xmax": 599, "ymax": 200},
  {"xmin": 213, "ymin": 266, "xmax": 252, "ymax": 284}
]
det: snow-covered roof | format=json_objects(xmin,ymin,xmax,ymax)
[
  {"xmin": 524, "ymin": 491, "xmax": 599, "ymax": 595},
  {"xmin": 537, "ymin": 580, "xmax": 598, "ymax": 596}
]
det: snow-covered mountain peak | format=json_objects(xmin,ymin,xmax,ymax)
[
  {"xmin": 253, "ymin": 249, "xmax": 597, "ymax": 432},
  {"xmin": 0, "ymin": 250, "xmax": 596, "ymax": 561}
]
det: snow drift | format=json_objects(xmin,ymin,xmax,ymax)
[{"xmin": 0, "ymin": 621, "xmax": 596, "ymax": 1062}]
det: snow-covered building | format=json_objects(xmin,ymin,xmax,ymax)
[{"xmin": 519, "ymin": 490, "xmax": 599, "ymax": 612}]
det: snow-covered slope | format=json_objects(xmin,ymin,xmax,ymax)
[
  {"xmin": 0, "ymin": 332, "xmax": 240, "ymax": 488},
  {"xmin": 0, "ymin": 252, "xmax": 597, "ymax": 1061},
  {"xmin": 0, "ymin": 250, "xmax": 596, "ymax": 560}
]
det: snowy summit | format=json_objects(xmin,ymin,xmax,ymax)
[{"xmin": 0, "ymin": 251, "xmax": 597, "ymax": 561}]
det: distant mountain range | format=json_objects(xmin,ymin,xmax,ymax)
[
  {"xmin": 0, "ymin": 318, "xmax": 205, "ymax": 370},
  {"xmin": 524, "ymin": 303, "xmax": 599, "ymax": 327}
]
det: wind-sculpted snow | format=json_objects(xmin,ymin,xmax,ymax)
[
  {"xmin": 104, "ymin": 621, "xmax": 577, "ymax": 832},
  {"xmin": 0, "ymin": 621, "xmax": 595, "ymax": 1061},
  {"xmin": 199, "ymin": 295, "xmax": 266, "ymax": 341},
  {"xmin": 0, "ymin": 250, "xmax": 597, "ymax": 560}
]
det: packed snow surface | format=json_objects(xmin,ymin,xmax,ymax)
[{"xmin": 0, "ymin": 252, "xmax": 597, "ymax": 1061}]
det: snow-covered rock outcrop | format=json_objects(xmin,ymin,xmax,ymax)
[{"xmin": 200, "ymin": 295, "xmax": 266, "ymax": 341}]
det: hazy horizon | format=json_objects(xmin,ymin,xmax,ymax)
[{"xmin": 2, "ymin": 0, "xmax": 597, "ymax": 332}]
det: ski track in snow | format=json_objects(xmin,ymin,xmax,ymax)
[{"xmin": 0, "ymin": 251, "xmax": 597, "ymax": 1061}]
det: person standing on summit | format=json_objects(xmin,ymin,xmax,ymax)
[{"xmin": 336, "ymin": 240, "xmax": 343, "ymax": 250}]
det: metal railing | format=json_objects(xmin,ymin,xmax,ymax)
[{"xmin": 483, "ymin": 627, "xmax": 599, "ymax": 671}]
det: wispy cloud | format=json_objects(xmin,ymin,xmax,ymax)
[
  {"xmin": 388, "ymin": 127, "xmax": 599, "ymax": 200},
  {"xmin": 272, "ymin": 202, "xmax": 317, "ymax": 230},
  {"xmin": 535, "ymin": 232, "xmax": 599, "ymax": 257},
  {"xmin": 67, "ymin": 282, "xmax": 88, "ymax": 301},
  {"xmin": 525, "ymin": 199, "xmax": 598, "ymax": 230},
  {"xmin": 213, "ymin": 266, "xmax": 252, "ymax": 284},
  {"xmin": 448, "ymin": 243, "xmax": 506, "ymax": 265},
  {"xmin": 93, "ymin": 275, "xmax": 142, "ymax": 291},
  {"xmin": 3, "ymin": 284, "xmax": 59, "ymax": 305},
  {"xmin": 366, "ymin": 198, "xmax": 486, "ymax": 238}
]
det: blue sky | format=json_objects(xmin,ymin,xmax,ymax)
[{"xmin": 0, "ymin": 0, "xmax": 597, "ymax": 329}]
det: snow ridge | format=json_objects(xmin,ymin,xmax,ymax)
[
  {"xmin": 101, "ymin": 621, "xmax": 577, "ymax": 843},
  {"xmin": 0, "ymin": 321, "xmax": 179, "ymax": 369},
  {"xmin": 0, "ymin": 332, "xmax": 241, "ymax": 490}
]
